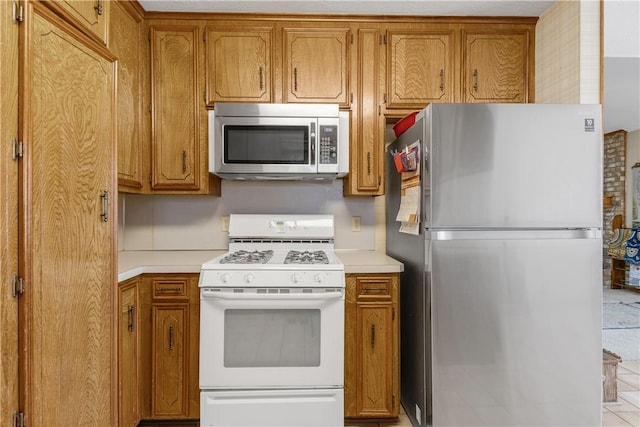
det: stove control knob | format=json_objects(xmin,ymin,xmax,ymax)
[
  {"xmin": 220, "ymin": 273, "xmax": 231, "ymax": 284},
  {"xmin": 291, "ymin": 273, "xmax": 301, "ymax": 283},
  {"xmin": 314, "ymin": 274, "xmax": 323, "ymax": 283},
  {"xmin": 243, "ymin": 273, "xmax": 254, "ymax": 283}
]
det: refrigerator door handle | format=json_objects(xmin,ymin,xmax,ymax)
[{"xmin": 430, "ymin": 228, "xmax": 601, "ymax": 241}]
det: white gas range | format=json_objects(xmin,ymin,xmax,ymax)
[{"xmin": 199, "ymin": 214, "xmax": 345, "ymax": 427}]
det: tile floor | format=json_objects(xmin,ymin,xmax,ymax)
[
  {"xmin": 603, "ymin": 360, "xmax": 640, "ymax": 426},
  {"xmin": 345, "ymin": 407, "xmax": 413, "ymax": 427}
]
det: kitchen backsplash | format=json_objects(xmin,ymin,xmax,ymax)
[{"xmin": 119, "ymin": 180, "xmax": 378, "ymax": 251}]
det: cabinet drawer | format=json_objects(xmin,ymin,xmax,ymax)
[
  {"xmin": 355, "ymin": 277, "xmax": 391, "ymax": 299},
  {"xmin": 152, "ymin": 278, "xmax": 189, "ymax": 300}
]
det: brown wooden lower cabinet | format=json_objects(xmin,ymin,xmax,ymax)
[
  {"xmin": 119, "ymin": 271, "xmax": 399, "ymax": 424},
  {"xmin": 119, "ymin": 277, "xmax": 140, "ymax": 427},
  {"xmin": 121, "ymin": 274, "xmax": 200, "ymax": 425},
  {"xmin": 344, "ymin": 273, "xmax": 400, "ymax": 419}
]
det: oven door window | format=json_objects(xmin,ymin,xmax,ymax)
[
  {"xmin": 224, "ymin": 309, "xmax": 321, "ymax": 367},
  {"xmin": 224, "ymin": 125, "xmax": 309, "ymax": 164}
]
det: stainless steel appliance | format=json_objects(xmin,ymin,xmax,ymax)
[
  {"xmin": 199, "ymin": 214, "xmax": 345, "ymax": 427},
  {"xmin": 385, "ymin": 104, "xmax": 603, "ymax": 426},
  {"xmin": 209, "ymin": 103, "xmax": 349, "ymax": 180}
]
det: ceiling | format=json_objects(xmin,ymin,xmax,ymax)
[
  {"xmin": 138, "ymin": 0, "xmax": 555, "ymax": 16},
  {"xmin": 138, "ymin": 0, "xmax": 640, "ymax": 133}
]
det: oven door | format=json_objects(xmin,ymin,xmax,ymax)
[{"xmin": 199, "ymin": 287, "xmax": 344, "ymax": 389}]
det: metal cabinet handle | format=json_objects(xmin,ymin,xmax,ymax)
[
  {"xmin": 157, "ymin": 287, "xmax": 182, "ymax": 292},
  {"xmin": 259, "ymin": 66, "xmax": 263, "ymax": 90},
  {"xmin": 182, "ymin": 150, "xmax": 187, "ymax": 173},
  {"xmin": 94, "ymin": 0, "xmax": 103, "ymax": 16},
  {"xmin": 439, "ymin": 69, "xmax": 445, "ymax": 92},
  {"xmin": 363, "ymin": 287, "xmax": 387, "ymax": 292},
  {"xmin": 127, "ymin": 305, "xmax": 135, "ymax": 332},
  {"xmin": 371, "ymin": 324, "xmax": 376, "ymax": 348},
  {"xmin": 294, "ymin": 67, "xmax": 298, "ymax": 92},
  {"xmin": 100, "ymin": 190, "xmax": 108, "ymax": 222},
  {"xmin": 473, "ymin": 69, "xmax": 479, "ymax": 92},
  {"xmin": 169, "ymin": 325, "xmax": 174, "ymax": 350},
  {"xmin": 366, "ymin": 152, "xmax": 371, "ymax": 175}
]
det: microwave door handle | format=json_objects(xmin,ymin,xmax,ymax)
[
  {"xmin": 201, "ymin": 290, "xmax": 344, "ymax": 300},
  {"xmin": 310, "ymin": 121, "xmax": 316, "ymax": 165}
]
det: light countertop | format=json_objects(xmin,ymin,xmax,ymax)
[{"xmin": 118, "ymin": 250, "xmax": 403, "ymax": 282}]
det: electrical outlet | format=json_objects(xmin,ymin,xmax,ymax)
[
  {"xmin": 221, "ymin": 216, "xmax": 230, "ymax": 232},
  {"xmin": 351, "ymin": 216, "xmax": 361, "ymax": 232}
]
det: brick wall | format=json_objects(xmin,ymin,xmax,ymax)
[{"xmin": 603, "ymin": 130, "xmax": 627, "ymax": 287}]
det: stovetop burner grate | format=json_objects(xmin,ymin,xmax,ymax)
[
  {"xmin": 220, "ymin": 250, "xmax": 274, "ymax": 264},
  {"xmin": 284, "ymin": 250, "xmax": 329, "ymax": 264}
]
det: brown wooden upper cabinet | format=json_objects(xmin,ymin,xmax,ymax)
[
  {"xmin": 386, "ymin": 30, "xmax": 455, "ymax": 108},
  {"xmin": 344, "ymin": 27, "xmax": 384, "ymax": 196},
  {"xmin": 110, "ymin": 1, "xmax": 144, "ymax": 189},
  {"xmin": 205, "ymin": 26, "xmax": 273, "ymax": 106},
  {"xmin": 46, "ymin": 0, "xmax": 109, "ymax": 44},
  {"xmin": 462, "ymin": 29, "xmax": 531, "ymax": 103},
  {"xmin": 283, "ymin": 28, "xmax": 351, "ymax": 107},
  {"xmin": 150, "ymin": 25, "xmax": 201, "ymax": 191}
]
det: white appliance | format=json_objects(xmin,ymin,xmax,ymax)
[
  {"xmin": 385, "ymin": 104, "xmax": 603, "ymax": 426},
  {"xmin": 210, "ymin": 103, "xmax": 349, "ymax": 180},
  {"xmin": 199, "ymin": 214, "xmax": 345, "ymax": 427}
]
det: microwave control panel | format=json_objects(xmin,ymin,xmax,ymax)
[{"xmin": 319, "ymin": 125, "xmax": 338, "ymax": 164}]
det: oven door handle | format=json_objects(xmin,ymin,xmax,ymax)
[{"xmin": 201, "ymin": 290, "xmax": 344, "ymax": 300}]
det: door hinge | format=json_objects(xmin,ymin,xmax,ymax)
[
  {"xmin": 12, "ymin": 139, "xmax": 23, "ymax": 160},
  {"xmin": 12, "ymin": 275, "xmax": 24, "ymax": 298},
  {"xmin": 13, "ymin": 411, "xmax": 24, "ymax": 427},
  {"xmin": 392, "ymin": 394, "xmax": 396, "ymax": 408},
  {"xmin": 12, "ymin": 1, "xmax": 24, "ymax": 23}
]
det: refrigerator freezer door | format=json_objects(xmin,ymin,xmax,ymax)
[
  {"xmin": 430, "ymin": 233, "xmax": 602, "ymax": 426},
  {"xmin": 429, "ymin": 104, "xmax": 602, "ymax": 229}
]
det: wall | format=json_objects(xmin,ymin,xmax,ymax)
[
  {"xmin": 535, "ymin": 0, "xmax": 600, "ymax": 104},
  {"xmin": 625, "ymin": 129, "xmax": 640, "ymax": 227},
  {"xmin": 121, "ymin": 180, "xmax": 377, "ymax": 251},
  {"xmin": 603, "ymin": 130, "xmax": 627, "ymax": 286}
]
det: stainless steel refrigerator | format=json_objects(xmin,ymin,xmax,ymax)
[{"xmin": 385, "ymin": 104, "xmax": 603, "ymax": 427}]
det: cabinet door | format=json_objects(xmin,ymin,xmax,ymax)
[
  {"xmin": 47, "ymin": 0, "xmax": 109, "ymax": 44},
  {"xmin": 386, "ymin": 30, "xmax": 454, "ymax": 108},
  {"xmin": 150, "ymin": 26, "xmax": 200, "ymax": 190},
  {"xmin": 345, "ymin": 274, "xmax": 399, "ymax": 419},
  {"xmin": 20, "ymin": 3, "xmax": 116, "ymax": 425},
  {"xmin": 206, "ymin": 27, "xmax": 272, "ymax": 105},
  {"xmin": 119, "ymin": 278, "xmax": 139, "ymax": 427},
  {"xmin": 283, "ymin": 28, "xmax": 350, "ymax": 107},
  {"xmin": 463, "ymin": 30, "xmax": 530, "ymax": 103},
  {"xmin": 344, "ymin": 28, "xmax": 383, "ymax": 195},
  {"xmin": 110, "ymin": 1, "xmax": 143, "ymax": 189},
  {"xmin": 152, "ymin": 304, "xmax": 189, "ymax": 418},
  {"xmin": 357, "ymin": 303, "xmax": 394, "ymax": 417}
]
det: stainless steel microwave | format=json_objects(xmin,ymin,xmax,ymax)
[{"xmin": 209, "ymin": 103, "xmax": 349, "ymax": 180}]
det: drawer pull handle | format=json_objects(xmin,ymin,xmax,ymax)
[
  {"xmin": 157, "ymin": 287, "xmax": 182, "ymax": 292},
  {"xmin": 363, "ymin": 287, "xmax": 387, "ymax": 292}
]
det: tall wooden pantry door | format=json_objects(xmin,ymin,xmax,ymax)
[{"xmin": 19, "ymin": 3, "xmax": 117, "ymax": 426}]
